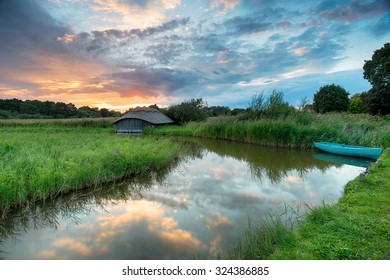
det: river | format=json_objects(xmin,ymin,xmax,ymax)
[{"xmin": 0, "ymin": 137, "xmax": 370, "ymax": 259}]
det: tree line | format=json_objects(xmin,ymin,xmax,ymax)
[
  {"xmin": 314, "ymin": 43, "xmax": 389, "ymax": 115},
  {"xmin": 0, "ymin": 99, "xmax": 121, "ymax": 119}
]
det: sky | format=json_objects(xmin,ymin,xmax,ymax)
[{"xmin": 0, "ymin": 0, "xmax": 389, "ymax": 111}]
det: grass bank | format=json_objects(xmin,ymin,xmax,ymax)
[
  {"xmin": 223, "ymin": 149, "xmax": 390, "ymax": 260},
  {"xmin": 0, "ymin": 124, "xmax": 180, "ymax": 216},
  {"xmin": 146, "ymin": 113, "xmax": 390, "ymax": 148},
  {"xmin": 0, "ymin": 117, "xmax": 115, "ymax": 128}
]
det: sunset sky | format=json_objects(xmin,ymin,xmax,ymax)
[{"xmin": 1, "ymin": 0, "xmax": 389, "ymax": 111}]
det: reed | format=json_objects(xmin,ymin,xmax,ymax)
[
  {"xmin": 0, "ymin": 118, "xmax": 115, "ymax": 128},
  {"xmin": 146, "ymin": 112, "xmax": 389, "ymax": 148},
  {"xmin": 0, "ymin": 127, "xmax": 180, "ymax": 215}
]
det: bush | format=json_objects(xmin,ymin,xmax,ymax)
[
  {"xmin": 313, "ymin": 84, "xmax": 350, "ymax": 113},
  {"xmin": 248, "ymin": 90, "xmax": 296, "ymax": 119},
  {"xmin": 166, "ymin": 98, "xmax": 208, "ymax": 124},
  {"xmin": 348, "ymin": 95, "xmax": 366, "ymax": 114}
]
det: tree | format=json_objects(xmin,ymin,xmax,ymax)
[
  {"xmin": 248, "ymin": 90, "xmax": 294, "ymax": 118},
  {"xmin": 205, "ymin": 106, "xmax": 231, "ymax": 117},
  {"xmin": 313, "ymin": 84, "xmax": 350, "ymax": 113},
  {"xmin": 166, "ymin": 98, "xmax": 208, "ymax": 124},
  {"xmin": 348, "ymin": 94, "xmax": 366, "ymax": 114},
  {"xmin": 363, "ymin": 43, "xmax": 390, "ymax": 115}
]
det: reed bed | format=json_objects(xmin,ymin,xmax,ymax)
[
  {"xmin": 0, "ymin": 118, "xmax": 115, "ymax": 128},
  {"xmin": 0, "ymin": 126, "xmax": 179, "ymax": 215},
  {"xmin": 146, "ymin": 113, "xmax": 390, "ymax": 148}
]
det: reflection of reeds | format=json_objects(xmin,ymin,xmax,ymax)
[
  {"xmin": 220, "ymin": 202, "xmax": 307, "ymax": 260},
  {"xmin": 0, "ymin": 161, "xmax": 179, "ymax": 256},
  {"xmin": 0, "ymin": 127, "xmax": 180, "ymax": 217},
  {"xmin": 171, "ymin": 136, "xmax": 337, "ymax": 184}
]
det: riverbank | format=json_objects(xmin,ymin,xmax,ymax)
[
  {"xmin": 223, "ymin": 148, "xmax": 390, "ymax": 260},
  {"xmin": 0, "ymin": 123, "xmax": 180, "ymax": 216},
  {"xmin": 145, "ymin": 113, "xmax": 389, "ymax": 260},
  {"xmin": 145, "ymin": 113, "xmax": 390, "ymax": 149}
]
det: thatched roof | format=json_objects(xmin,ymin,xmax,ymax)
[{"xmin": 113, "ymin": 107, "xmax": 174, "ymax": 124}]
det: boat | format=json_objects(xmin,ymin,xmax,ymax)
[{"xmin": 313, "ymin": 142, "xmax": 383, "ymax": 160}]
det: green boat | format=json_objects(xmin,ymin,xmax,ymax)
[{"xmin": 314, "ymin": 142, "xmax": 383, "ymax": 160}]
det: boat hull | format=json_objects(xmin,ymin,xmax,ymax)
[{"xmin": 314, "ymin": 142, "xmax": 383, "ymax": 160}]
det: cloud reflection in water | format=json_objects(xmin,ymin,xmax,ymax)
[{"xmin": 0, "ymin": 139, "xmax": 366, "ymax": 259}]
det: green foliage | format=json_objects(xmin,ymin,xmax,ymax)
[
  {"xmin": 348, "ymin": 95, "xmax": 366, "ymax": 114},
  {"xmin": 248, "ymin": 90, "xmax": 296, "ymax": 119},
  {"xmin": 366, "ymin": 86, "xmax": 390, "ymax": 115},
  {"xmin": 0, "ymin": 126, "xmax": 180, "ymax": 214},
  {"xmin": 249, "ymin": 91, "xmax": 267, "ymax": 113},
  {"xmin": 205, "ymin": 106, "xmax": 231, "ymax": 117},
  {"xmin": 147, "ymin": 113, "xmax": 390, "ymax": 149},
  {"xmin": 363, "ymin": 42, "xmax": 390, "ymax": 88},
  {"xmin": 313, "ymin": 84, "xmax": 350, "ymax": 113},
  {"xmin": 166, "ymin": 98, "xmax": 208, "ymax": 124},
  {"xmin": 363, "ymin": 43, "xmax": 390, "ymax": 115},
  {"xmin": 229, "ymin": 217, "xmax": 297, "ymax": 260},
  {"xmin": 0, "ymin": 118, "xmax": 116, "ymax": 128}
]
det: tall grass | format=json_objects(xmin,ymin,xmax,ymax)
[
  {"xmin": 0, "ymin": 126, "xmax": 180, "ymax": 215},
  {"xmin": 146, "ymin": 112, "xmax": 390, "ymax": 148},
  {"xmin": 0, "ymin": 118, "xmax": 115, "ymax": 128}
]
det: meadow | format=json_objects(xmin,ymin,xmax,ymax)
[{"xmin": 0, "ymin": 119, "xmax": 180, "ymax": 216}]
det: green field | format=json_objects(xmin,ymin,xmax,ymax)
[{"xmin": 0, "ymin": 120, "xmax": 180, "ymax": 216}]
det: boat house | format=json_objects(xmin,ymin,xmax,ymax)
[{"xmin": 113, "ymin": 107, "xmax": 174, "ymax": 133}]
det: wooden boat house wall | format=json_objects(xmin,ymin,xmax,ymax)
[{"xmin": 113, "ymin": 107, "xmax": 174, "ymax": 133}]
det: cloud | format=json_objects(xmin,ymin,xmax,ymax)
[
  {"xmin": 0, "ymin": 0, "xmax": 111, "ymax": 101},
  {"xmin": 223, "ymin": 15, "xmax": 273, "ymax": 35},
  {"xmin": 103, "ymin": 67, "xmax": 202, "ymax": 98},
  {"xmin": 315, "ymin": 0, "xmax": 390, "ymax": 22},
  {"xmin": 211, "ymin": 0, "xmax": 240, "ymax": 10},
  {"xmin": 86, "ymin": 0, "xmax": 181, "ymax": 30},
  {"xmin": 1, "ymin": 0, "xmax": 388, "ymax": 110},
  {"xmin": 368, "ymin": 13, "xmax": 390, "ymax": 37}
]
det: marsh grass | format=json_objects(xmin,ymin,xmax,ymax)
[
  {"xmin": 0, "ymin": 118, "xmax": 115, "ymax": 128},
  {"xmin": 146, "ymin": 112, "xmax": 390, "ymax": 148},
  {"xmin": 0, "ymin": 126, "xmax": 180, "ymax": 216}
]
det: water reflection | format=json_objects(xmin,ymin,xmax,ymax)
[{"xmin": 0, "ymin": 138, "xmax": 366, "ymax": 259}]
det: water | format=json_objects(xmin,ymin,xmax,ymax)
[{"xmin": 0, "ymin": 138, "xmax": 368, "ymax": 259}]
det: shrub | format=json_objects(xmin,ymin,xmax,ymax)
[{"xmin": 313, "ymin": 84, "xmax": 350, "ymax": 113}]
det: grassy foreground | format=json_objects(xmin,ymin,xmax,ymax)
[
  {"xmin": 0, "ymin": 122, "xmax": 180, "ymax": 216},
  {"xmin": 224, "ymin": 149, "xmax": 390, "ymax": 260},
  {"xmin": 146, "ymin": 113, "xmax": 390, "ymax": 148}
]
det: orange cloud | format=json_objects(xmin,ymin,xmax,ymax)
[
  {"xmin": 204, "ymin": 212, "xmax": 232, "ymax": 228},
  {"xmin": 38, "ymin": 237, "xmax": 93, "ymax": 259},
  {"xmin": 294, "ymin": 47, "xmax": 310, "ymax": 56}
]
